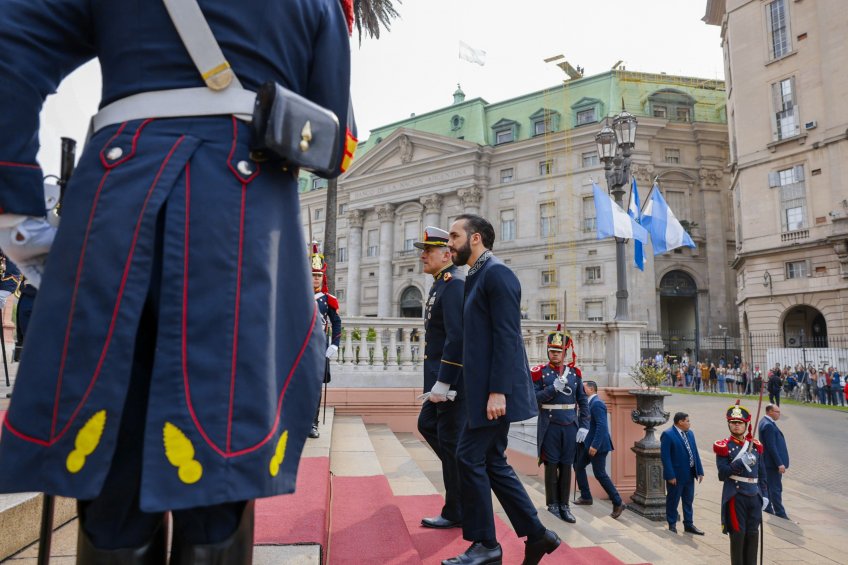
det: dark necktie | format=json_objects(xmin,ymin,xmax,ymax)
[{"xmin": 680, "ymin": 429, "xmax": 695, "ymax": 468}]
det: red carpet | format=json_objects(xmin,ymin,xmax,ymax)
[
  {"xmin": 254, "ymin": 456, "xmax": 330, "ymax": 546},
  {"xmin": 328, "ymin": 475, "xmax": 421, "ymax": 564}
]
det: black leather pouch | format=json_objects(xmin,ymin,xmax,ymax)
[{"xmin": 251, "ymin": 81, "xmax": 341, "ymax": 177}]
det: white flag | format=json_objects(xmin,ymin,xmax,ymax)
[{"xmin": 458, "ymin": 41, "xmax": 486, "ymax": 66}]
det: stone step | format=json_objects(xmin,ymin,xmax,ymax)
[{"xmin": 0, "ymin": 494, "xmax": 76, "ymax": 562}]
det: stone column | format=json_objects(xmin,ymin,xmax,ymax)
[
  {"xmin": 346, "ymin": 209, "xmax": 365, "ymax": 316},
  {"xmin": 604, "ymin": 320, "xmax": 648, "ymax": 386},
  {"xmin": 458, "ymin": 186, "xmax": 483, "ymax": 215},
  {"xmin": 376, "ymin": 203, "xmax": 396, "ymax": 318},
  {"xmin": 420, "ymin": 193, "xmax": 444, "ymax": 298}
]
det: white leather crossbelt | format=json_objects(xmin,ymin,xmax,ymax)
[
  {"xmin": 729, "ymin": 475, "xmax": 758, "ymax": 484},
  {"xmin": 541, "ymin": 404, "xmax": 576, "ymax": 410}
]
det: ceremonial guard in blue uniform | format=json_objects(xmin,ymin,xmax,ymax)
[
  {"xmin": 0, "ymin": 0, "xmax": 356, "ymax": 562},
  {"xmin": 444, "ymin": 214, "xmax": 559, "ymax": 565},
  {"xmin": 531, "ymin": 326, "xmax": 588, "ymax": 523},
  {"xmin": 309, "ymin": 243, "xmax": 342, "ymax": 439},
  {"xmin": 415, "ymin": 227, "xmax": 466, "ymax": 530},
  {"xmin": 0, "ymin": 254, "xmax": 21, "ymax": 311},
  {"xmin": 714, "ymin": 403, "xmax": 769, "ymax": 565}
]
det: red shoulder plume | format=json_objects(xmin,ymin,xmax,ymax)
[{"xmin": 340, "ymin": 0, "xmax": 354, "ymax": 35}]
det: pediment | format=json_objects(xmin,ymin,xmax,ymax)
[
  {"xmin": 342, "ymin": 128, "xmax": 478, "ymax": 178},
  {"xmin": 570, "ymin": 97, "xmax": 603, "ymax": 110}
]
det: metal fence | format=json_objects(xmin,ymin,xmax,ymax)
[
  {"xmin": 747, "ymin": 332, "xmax": 848, "ymax": 373},
  {"xmin": 640, "ymin": 330, "xmax": 741, "ymax": 365}
]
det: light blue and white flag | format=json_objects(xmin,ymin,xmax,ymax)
[
  {"xmin": 627, "ymin": 178, "xmax": 646, "ymax": 271},
  {"xmin": 593, "ymin": 183, "xmax": 648, "ymax": 243},
  {"xmin": 641, "ymin": 183, "xmax": 696, "ymax": 255}
]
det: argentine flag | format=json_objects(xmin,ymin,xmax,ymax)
[
  {"xmin": 641, "ymin": 183, "xmax": 696, "ymax": 254},
  {"xmin": 592, "ymin": 183, "xmax": 648, "ymax": 243},
  {"xmin": 627, "ymin": 178, "xmax": 646, "ymax": 271}
]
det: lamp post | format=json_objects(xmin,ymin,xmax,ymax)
[{"xmin": 596, "ymin": 111, "xmax": 638, "ymax": 321}]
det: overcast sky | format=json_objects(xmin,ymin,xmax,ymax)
[{"xmin": 37, "ymin": 0, "xmax": 723, "ymax": 174}]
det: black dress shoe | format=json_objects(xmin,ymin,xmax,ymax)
[
  {"xmin": 668, "ymin": 523, "xmax": 678, "ymax": 533},
  {"xmin": 684, "ymin": 525, "xmax": 705, "ymax": 535},
  {"xmin": 522, "ymin": 529, "xmax": 560, "ymax": 565},
  {"xmin": 421, "ymin": 515, "xmax": 461, "ymax": 529},
  {"xmin": 545, "ymin": 504, "xmax": 561, "ymax": 518},
  {"xmin": 441, "ymin": 542, "xmax": 502, "ymax": 565},
  {"xmin": 573, "ymin": 497, "xmax": 593, "ymax": 506},
  {"xmin": 308, "ymin": 425, "xmax": 320, "ymax": 439},
  {"xmin": 610, "ymin": 503, "xmax": 626, "ymax": 519},
  {"xmin": 559, "ymin": 504, "xmax": 576, "ymax": 524}
]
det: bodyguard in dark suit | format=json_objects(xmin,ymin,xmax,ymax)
[
  {"xmin": 573, "ymin": 381, "xmax": 626, "ymax": 518},
  {"xmin": 660, "ymin": 412, "xmax": 705, "ymax": 534},
  {"xmin": 758, "ymin": 404, "xmax": 789, "ymax": 519},
  {"xmin": 415, "ymin": 227, "xmax": 466, "ymax": 529},
  {"xmin": 443, "ymin": 214, "xmax": 559, "ymax": 565}
]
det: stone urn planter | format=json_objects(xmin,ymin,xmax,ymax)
[{"xmin": 627, "ymin": 388, "xmax": 671, "ymax": 520}]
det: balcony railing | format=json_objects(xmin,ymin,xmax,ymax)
[{"xmin": 781, "ymin": 229, "xmax": 809, "ymax": 243}]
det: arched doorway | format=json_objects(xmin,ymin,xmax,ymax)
[
  {"xmin": 399, "ymin": 286, "xmax": 423, "ymax": 318},
  {"xmin": 783, "ymin": 306, "xmax": 827, "ymax": 347},
  {"xmin": 659, "ymin": 270, "xmax": 699, "ymax": 361}
]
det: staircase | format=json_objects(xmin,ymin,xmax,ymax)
[{"xmin": 3, "ymin": 410, "xmax": 847, "ymax": 564}]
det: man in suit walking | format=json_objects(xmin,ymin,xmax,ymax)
[
  {"xmin": 573, "ymin": 381, "xmax": 626, "ymax": 519},
  {"xmin": 660, "ymin": 412, "xmax": 705, "ymax": 534},
  {"xmin": 442, "ymin": 214, "xmax": 560, "ymax": 565},
  {"xmin": 758, "ymin": 404, "xmax": 790, "ymax": 519}
]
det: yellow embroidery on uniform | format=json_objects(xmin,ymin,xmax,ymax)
[
  {"xmin": 163, "ymin": 422, "xmax": 203, "ymax": 485},
  {"xmin": 269, "ymin": 430, "xmax": 289, "ymax": 477},
  {"xmin": 66, "ymin": 410, "xmax": 107, "ymax": 474}
]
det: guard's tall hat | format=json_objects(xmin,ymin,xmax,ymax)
[
  {"xmin": 413, "ymin": 226, "xmax": 449, "ymax": 249},
  {"xmin": 547, "ymin": 324, "xmax": 577, "ymax": 367},
  {"xmin": 726, "ymin": 399, "xmax": 752, "ymax": 423}
]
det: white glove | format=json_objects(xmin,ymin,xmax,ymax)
[
  {"xmin": 553, "ymin": 376, "xmax": 566, "ymax": 392},
  {"xmin": 740, "ymin": 450, "xmax": 757, "ymax": 471},
  {"xmin": 325, "ymin": 344, "xmax": 338, "ymax": 359},
  {"xmin": 762, "ymin": 497, "xmax": 770, "ymax": 511},
  {"xmin": 429, "ymin": 381, "xmax": 451, "ymax": 403},
  {"xmin": 576, "ymin": 428, "xmax": 589, "ymax": 443},
  {"xmin": 0, "ymin": 216, "xmax": 57, "ymax": 289}
]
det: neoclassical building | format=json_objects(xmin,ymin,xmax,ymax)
[
  {"xmin": 704, "ymin": 0, "xmax": 848, "ymax": 345},
  {"xmin": 301, "ymin": 69, "xmax": 738, "ymax": 359}
]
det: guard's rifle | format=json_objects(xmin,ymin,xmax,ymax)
[{"xmin": 38, "ymin": 138, "xmax": 76, "ymax": 565}]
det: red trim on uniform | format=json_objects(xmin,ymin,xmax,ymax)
[
  {"xmin": 340, "ymin": 0, "xmax": 354, "ymax": 34},
  {"xmin": 0, "ymin": 161, "xmax": 39, "ymax": 169},
  {"xmin": 3, "ymin": 418, "xmax": 52, "ymax": 446},
  {"xmin": 530, "ymin": 365, "xmax": 544, "ymax": 382},
  {"xmin": 713, "ymin": 439, "xmax": 730, "ymax": 456},
  {"xmin": 226, "ymin": 116, "xmax": 260, "ymax": 183},
  {"xmin": 326, "ymin": 293, "xmax": 339, "ymax": 311},
  {"xmin": 99, "ymin": 120, "xmax": 153, "ymax": 169},
  {"xmin": 226, "ymin": 182, "xmax": 247, "ymax": 453},
  {"xmin": 728, "ymin": 496, "xmax": 740, "ymax": 532}
]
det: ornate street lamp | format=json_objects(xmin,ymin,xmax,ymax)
[{"xmin": 595, "ymin": 124, "xmax": 617, "ymax": 162}]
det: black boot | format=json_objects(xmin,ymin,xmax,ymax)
[
  {"xmin": 76, "ymin": 520, "xmax": 167, "ymax": 564},
  {"xmin": 543, "ymin": 464, "xmax": 560, "ymax": 518},
  {"xmin": 743, "ymin": 533, "xmax": 760, "ymax": 565},
  {"xmin": 170, "ymin": 501, "xmax": 255, "ymax": 565},
  {"xmin": 558, "ymin": 464, "xmax": 576, "ymax": 523},
  {"xmin": 728, "ymin": 532, "xmax": 746, "ymax": 565}
]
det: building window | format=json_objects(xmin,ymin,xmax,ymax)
[
  {"xmin": 540, "ymin": 302, "xmax": 558, "ymax": 321},
  {"xmin": 337, "ymin": 238, "xmax": 348, "ymax": 263},
  {"xmin": 676, "ymin": 107, "xmax": 691, "ymax": 122},
  {"xmin": 785, "ymin": 260, "xmax": 807, "ymax": 279},
  {"xmin": 582, "ymin": 196, "xmax": 596, "ymax": 232},
  {"xmin": 339, "ymin": 203, "xmax": 348, "ymax": 216},
  {"xmin": 366, "ymin": 229, "xmax": 379, "ymax": 257},
  {"xmin": 585, "ymin": 266, "xmax": 601, "ymax": 284},
  {"xmin": 665, "ymin": 190, "xmax": 689, "ymax": 223},
  {"xmin": 585, "ymin": 300, "xmax": 604, "ymax": 322},
  {"xmin": 664, "ymin": 148, "xmax": 680, "ymax": 164},
  {"xmin": 336, "ymin": 288, "xmax": 346, "ymax": 301},
  {"xmin": 540, "ymin": 202, "xmax": 556, "ymax": 237},
  {"xmin": 541, "ymin": 269, "xmax": 557, "ymax": 286},
  {"xmin": 576, "ymin": 108, "xmax": 596, "ymax": 125},
  {"xmin": 312, "ymin": 177, "xmax": 328, "ymax": 190},
  {"xmin": 653, "ymin": 105, "xmax": 667, "ymax": 118},
  {"xmin": 403, "ymin": 220, "xmax": 418, "ymax": 251},
  {"xmin": 771, "ymin": 77, "xmax": 799, "ymax": 140},
  {"xmin": 766, "ymin": 0, "xmax": 791, "ymax": 59},
  {"xmin": 534, "ymin": 118, "xmax": 552, "ymax": 136},
  {"xmin": 500, "ymin": 209, "xmax": 516, "ymax": 241},
  {"xmin": 500, "ymin": 168, "xmax": 514, "ymax": 183},
  {"xmin": 495, "ymin": 129, "xmax": 514, "ymax": 144},
  {"xmin": 582, "ymin": 151, "xmax": 599, "ymax": 167},
  {"xmin": 539, "ymin": 160, "xmax": 553, "ymax": 176},
  {"xmin": 529, "ymin": 108, "xmax": 560, "ymax": 136},
  {"xmin": 314, "ymin": 208, "xmax": 323, "ymax": 220},
  {"xmin": 769, "ymin": 165, "xmax": 806, "ymax": 231}
]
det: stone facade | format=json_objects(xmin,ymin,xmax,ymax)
[
  {"xmin": 705, "ymin": 0, "xmax": 848, "ymax": 342},
  {"xmin": 300, "ymin": 69, "xmax": 737, "ymax": 349}
]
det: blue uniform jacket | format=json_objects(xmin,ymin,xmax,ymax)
[
  {"xmin": 461, "ymin": 255, "xmax": 536, "ymax": 429},
  {"xmin": 532, "ymin": 363, "xmax": 589, "ymax": 458},
  {"xmin": 0, "ymin": 257, "xmax": 22, "ymax": 294},
  {"xmin": 757, "ymin": 418, "xmax": 789, "ymax": 470},
  {"xmin": 0, "ymin": 0, "xmax": 351, "ymax": 512},
  {"xmin": 315, "ymin": 292, "xmax": 342, "ymax": 348},
  {"xmin": 423, "ymin": 265, "xmax": 464, "ymax": 393},
  {"xmin": 715, "ymin": 436, "xmax": 768, "ymax": 509},
  {"xmin": 584, "ymin": 396, "xmax": 613, "ymax": 453},
  {"xmin": 660, "ymin": 426, "xmax": 704, "ymax": 482}
]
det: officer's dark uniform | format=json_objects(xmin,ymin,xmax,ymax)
[
  {"xmin": 531, "ymin": 329, "xmax": 588, "ymax": 523},
  {"xmin": 714, "ymin": 403, "xmax": 769, "ymax": 565},
  {"xmin": 0, "ymin": 257, "xmax": 37, "ymax": 361},
  {"xmin": 0, "ymin": 0, "xmax": 354, "ymax": 562},
  {"xmin": 310, "ymin": 245, "xmax": 341, "ymax": 438},
  {"xmin": 414, "ymin": 227, "xmax": 466, "ymax": 528}
]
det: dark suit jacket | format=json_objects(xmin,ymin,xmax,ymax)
[
  {"xmin": 758, "ymin": 417, "xmax": 789, "ymax": 470},
  {"xmin": 423, "ymin": 265, "xmax": 465, "ymax": 392},
  {"xmin": 461, "ymin": 255, "xmax": 536, "ymax": 429},
  {"xmin": 660, "ymin": 426, "xmax": 704, "ymax": 482},
  {"xmin": 585, "ymin": 396, "xmax": 613, "ymax": 453}
]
